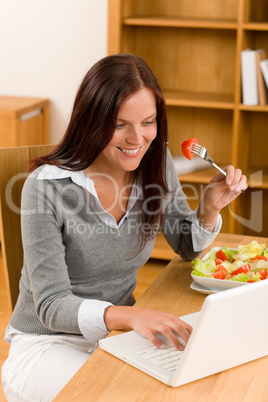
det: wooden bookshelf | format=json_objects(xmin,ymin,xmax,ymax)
[
  {"xmin": 108, "ymin": 0, "xmax": 268, "ymax": 259},
  {"xmin": 164, "ymin": 90, "xmax": 235, "ymax": 109}
]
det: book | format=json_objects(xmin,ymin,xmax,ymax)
[
  {"xmin": 260, "ymin": 59, "xmax": 268, "ymax": 88},
  {"xmin": 241, "ymin": 49, "xmax": 259, "ymax": 105},
  {"xmin": 255, "ymin": 49, "xmax": 268, "ymax": 105}
]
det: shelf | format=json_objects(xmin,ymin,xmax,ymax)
[
  {"xmin": 164, "ymin": 90, "xmax": 234, "ymax": 110},
  {"xmin": 178, "ymin": 169, "xmax": 268, "ymax": 190},
  {"xmin": 178, "ymin": 169, "xmax": 215, "ymax": 184},
  {"xmin": 243, "ymin": 22, "xmax": 268, "ymax": 31},
  {"xmin": 123, "ymin": 16, "xmax": 238, "ymax": 30},
  {"xmin": 239, "ymin": 104, "xmax": 268, "ymax": 112}
]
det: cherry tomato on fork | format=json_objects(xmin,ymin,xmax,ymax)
[{"xmin": 181, "ymin": 138, "xmax": 198, "ymax": 160}]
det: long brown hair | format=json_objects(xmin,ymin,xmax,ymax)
[{"xmin": 31, "ymin": 53, "xmax": 169, "ymax": 249}]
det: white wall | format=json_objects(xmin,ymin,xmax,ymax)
[{"xmin": 0, "ymin": 0, "xmax": 108, "ymax": 143}]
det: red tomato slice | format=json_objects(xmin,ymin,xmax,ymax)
[
  {"xmin": 259, "ymin": 269, "xmax": 267, "ymax": 280},
  {"xmin": 212, "ymin": 265, "xmax": 228, "ymax": 280},
  {"xmin": 231, "ymin": 264, "xmax": 250, "ymax": 276},
  {"xmin": 181, "ymin": 138, "xmax": 198, "ymax": 160},
  {"xmin": 216, "ymin": 250, "xmax": 230, "ymax": 262},
  {"xmin": 250, "ymin": 255, "xmax": 268, "ymax": 263},
  {"xmin": 215, "ymin": 258, "xmax": 224, "ymax": 265}
]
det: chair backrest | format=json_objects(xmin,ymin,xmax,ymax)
[{"xmin": 0, "ymin": 144, "xmax": 55, "ymax": 312}]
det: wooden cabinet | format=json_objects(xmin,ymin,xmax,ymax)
[
  {"xmin": 108, "ymin": 0, "xmax": 268, "ymax": 259},
  {"xmin": 0, "ymin": 96, "xmax": 49, "ymax": 148}
]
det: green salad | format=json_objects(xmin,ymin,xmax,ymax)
[{"xmin": 192, "ymin": 241, "xmax": 268, "ymax": 283}]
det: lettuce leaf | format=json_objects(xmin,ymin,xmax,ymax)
[
  {"xmin": 247, "ymin": 272, "xmax": 261, "ymax": 282},
  {"xmin": 192, "ymin": 257, "xmax": 216, "ymax": 277},
  {"xmin": 227, "ymin": 273, "xmax": 249, "ymax": 282},
  {"xmin": 237, "ymin": 241, "xmax": 266, "ymax": 260}
]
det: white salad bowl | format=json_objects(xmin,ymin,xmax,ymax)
[{"xmin": 191, "ymin": 247, "xmax": 248, "ymax": 292}]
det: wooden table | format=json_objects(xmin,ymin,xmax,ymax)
[{"xmin": 55, "ymin": 234, "xmax": 268, "ymax": 401}]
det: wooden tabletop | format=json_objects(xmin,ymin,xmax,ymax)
[{"xmin": 55, "ymin": 233, "xmax": 268, "ymax": 401}]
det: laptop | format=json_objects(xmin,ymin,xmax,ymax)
[{"xmin": 99, "ymin": 279, "xmax": 268, "ymax": 387}]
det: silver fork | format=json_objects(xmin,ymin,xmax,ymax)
[{"xmin": 191, "ymin": 143, "xmax": 227, "ymax": 177}]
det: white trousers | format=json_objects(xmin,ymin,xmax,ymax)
[{"xmin": 1, "ymin": 333, "xmax": 97, "ymax": 402}]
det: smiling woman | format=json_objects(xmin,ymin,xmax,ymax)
[{"xmin": 1, "ymin": 53, "xmax": 247, "ymax": 402}]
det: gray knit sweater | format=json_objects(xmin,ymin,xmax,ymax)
[{"xmin": 9, "ymin": 151, "xmax": 213, "ymax": 336}]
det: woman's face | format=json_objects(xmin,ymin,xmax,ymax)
[{"xmin": 93, "ymin": 88, "xmax": 157, "ymax": 177}]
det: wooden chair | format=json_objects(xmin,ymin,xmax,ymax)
[{"xmin": 0, "ymin": 144, "xmax": 55, "ymax": 312}]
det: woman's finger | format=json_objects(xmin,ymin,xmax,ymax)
[{"xmin": 149, "ymin": 318, "xmax": 192, "ymax": 350}]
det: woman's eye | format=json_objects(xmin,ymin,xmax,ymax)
[
  {"xmin": 116, "ymin": 123, "xmax": 125, "ymax": 129},
  {"xmin": 144, "ymin": 120, "xmax": 156, "ymax": 126}
]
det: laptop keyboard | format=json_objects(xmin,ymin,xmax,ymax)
[{"xmin": 136, "ymin": 341, "xmax": 185, "ymax": 372}]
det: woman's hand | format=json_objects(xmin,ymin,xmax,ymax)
[
  {"xmin": 198, "ymin": 166, "xmax": 248, "ymax": 231},
  {"xmin": 104, "ymin": 306, "xmax": 192, "ymax": 350},
  {"xmin": 128, "ymin": 307, "xmax": 192, "ymax": 350},
  {"xmin": 204, "ymin": 166, "xmax": 248, "ymax": 210}
]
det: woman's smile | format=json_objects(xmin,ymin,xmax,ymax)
[{"xmin": 117, "ymin": 145, "xmax": 143, "ymax": 156}]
